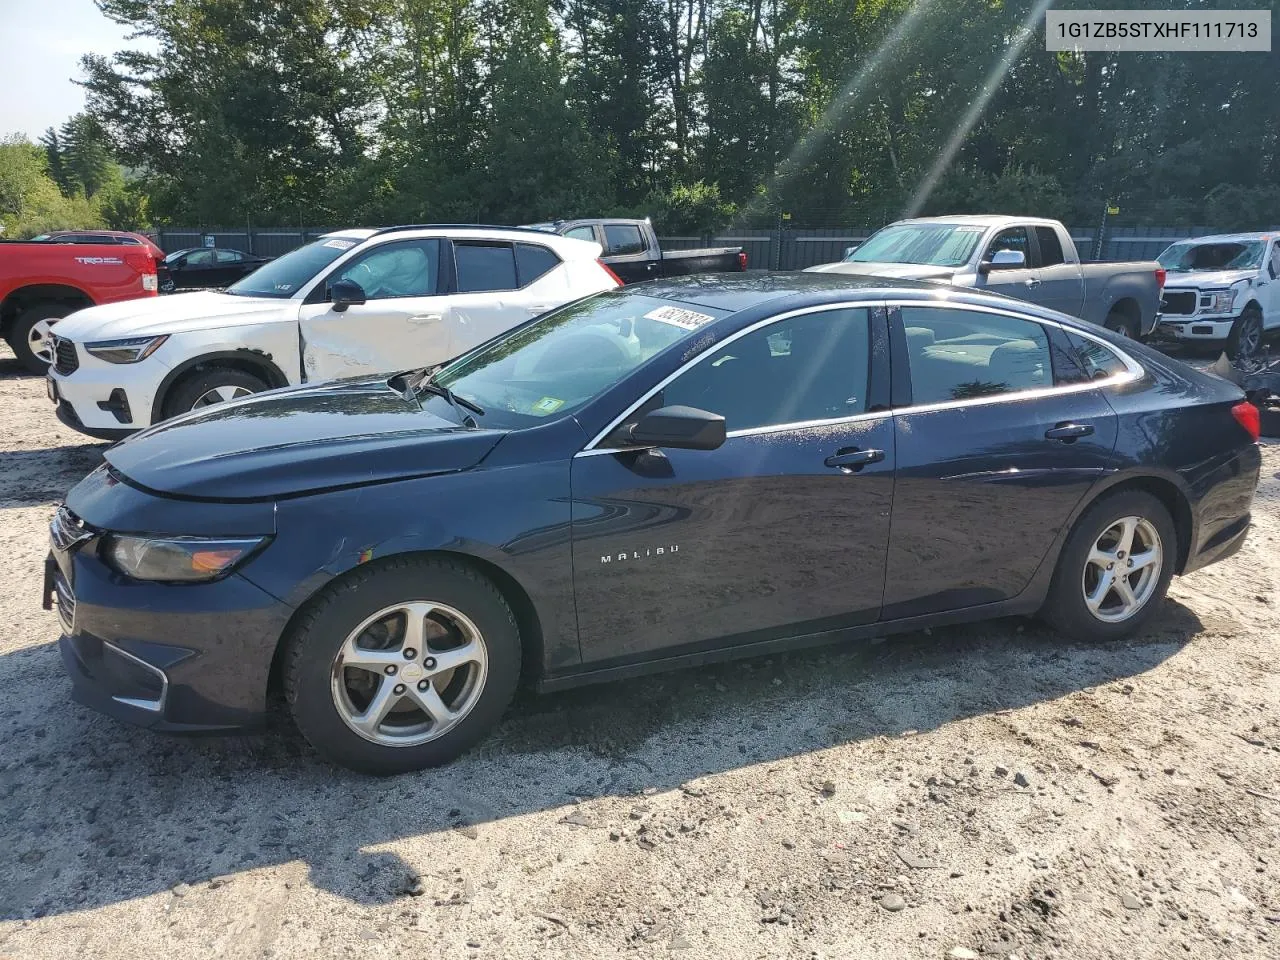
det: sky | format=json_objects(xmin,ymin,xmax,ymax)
[{"xmin": 0, "ymin": 0, "xmax": 139, "ymax": 140}]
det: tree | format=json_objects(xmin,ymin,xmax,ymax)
[{"xmin": 0, "ymin": 136, "xmax": 102, "ymax": 237}]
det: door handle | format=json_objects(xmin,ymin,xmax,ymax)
[
  {"xmin": 1045, "ymin": 422, "xmax": 1094, "ymax": 442},
  {"xmin": 409, "ymin": 314, "xmax": 443, "ymax": 324},
  {"xmin": 1024, "ymin": 277, "xmax": 1042, "ymax": 288},
  {"xmin": 824, "ymin": 448, "xmax": 885, "ymax": 471}
]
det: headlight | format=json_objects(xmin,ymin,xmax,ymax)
[
  {"xmin": 84, "ymin": 335, "xmax": 169, "ymax": 364},
  {"xmin": 1207, "ymin": 289, "xmax": 1237, "ymax": 314},
  {"xmin": 102, "ymin": 535, "xmax": 268, "ymax": 582}
]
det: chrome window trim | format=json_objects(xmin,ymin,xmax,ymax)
[
  {"xmin": 578, "ymin": 300, "xmax": 883, "ymax": 454},
  {"xmin": 104, "ymin": 642, "xmax": 169, "ymax": 713},
  {"xmin": 575, "ymin": 296, "xmax": 1145, "ymax": 456}
]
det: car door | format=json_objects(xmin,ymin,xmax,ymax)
[
  {"xmin": 976, "ymin": 226, "xmax": 1043, "ymax": 306},
  {"xmin": 1263, "ymin": 242, "xmax": 1280, "ymax": 329},
  {"xmin": 213, "ymin": 248, "xmax": 247, "ymax": 287},
  {"xmin": 297, "ymin": 237, "xmax": 448, "ymax": 382},
  {"xmin": 884, "ymin": 302, "xmax": 1119, "ymax": 618},
  {"xmin": 570, "ymin": 304, "xmax": 894, "ymax": 666},
  {"xmin": 600, "ymin": 222, "xmax": 655, "ymax": 284},
  {"xmin": 447, "ymin": 240, "xmax": 537, "ymax": 355},
  {"xmin": 179, "ymin": 247, "xmax": 221, "ymax": 288},
  {"xmin": 1031, "ymin": 225, "xmax": 1086, "ymax": 316}
]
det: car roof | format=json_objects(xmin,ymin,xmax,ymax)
[
  {"xmin": 321, "ymin": 225, "xmax": 600, "ymax": 256},
  {"xmin": 1165, "ymin": 232, "xmax": 1271, "ymax": 244},
  {"xmin": 890, "ymin": 215, "xmax": 1062, "ymax": 229},
  {"xmin": 625, "ymin": 271, "xmax": 1103, "ymax": 332}
]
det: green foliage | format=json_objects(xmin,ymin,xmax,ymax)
[
  {"xmin": 26, "ymin": 0, "xmax": 1276, "ymax": 231},
  {"xmin": 0, "ymin": 135, "xmax": 104, "ymax": 237}
]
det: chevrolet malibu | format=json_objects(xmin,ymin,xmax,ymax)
[{"xmin": 47, "ymin": 275, "xmax": 1261, "ymax": 774}]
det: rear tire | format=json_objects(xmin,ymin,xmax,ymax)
[
  {"xmin": 6, "ymin": 303, "xmax": 69, "ymax": 374},
  {"xmin": 1227, "ymin": 304, "xmax": 1263, "ymax": 360},
  {"xmin": 161, "ymin": 366, "xmax": 269, "ymax": 418},
  {"xmin": 283, "ymin": 557, "xmax": 521, "ymax": 775},
  {"xmin": 1042, "ymin": 491, "xmax": 1176, "ymax": 642},
  {"xmin": 1103, "ymin": 308, "xmax": 1139, "ymax": 340}
]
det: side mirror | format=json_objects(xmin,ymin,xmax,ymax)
[
  {"xmin": 329, "ymin": 278, "xmax": 367, "ymax": 312},
  {"xmin": 627, "ymin": 405, "xmax": 725, "ymax": 451},
  {"xmin": 980, "ymin": 249, "xmax": 1026, "ymax": 274},
  {"xmin": 843, "ymin": 245, "xmax": 858, "ymax": 260}
]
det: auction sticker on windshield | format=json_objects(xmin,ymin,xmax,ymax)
[
  {"xmin": 322, "ymin": 238, "xmax": 357, "ymax": 250},
  {"xmin": 644, "ymin": 306, "xmax": 716, "ymax": 329}
]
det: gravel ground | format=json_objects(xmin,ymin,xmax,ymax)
[{"xmin": 1, "ymin": 342, "xmax": 1278, "ymax": 960}]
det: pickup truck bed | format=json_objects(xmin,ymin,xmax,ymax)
[
  {"xmin": 1, "ymin": 240, "xmax": 159, "ymax": 373},
  {"xmin": 527, "ymin": 217, "xmax": 746, "ymax": 284}
]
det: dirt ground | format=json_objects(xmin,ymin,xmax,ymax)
[{"xmin": 1, "ymin": 341, "xmax": 1277, "ymax": 960}]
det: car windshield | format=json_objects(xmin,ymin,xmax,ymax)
[
  {"xmin": 846, "ymin": 223, "xmax": 986, "ymax": 266},
  {"xmin": 224, "ymin": 236, "xmax": 362, "ymax": 297},
  {"xmin": 1157, "ymin": 240, "xmax": 1265, "ymax": 272},
  {"xmin": 426, "ymin": 292, "xmax": 727, "ymax": 429}
]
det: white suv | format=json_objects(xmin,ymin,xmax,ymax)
[{"xmin": 46, "ymin": 225, "xmax": 621, "ymax": 438}]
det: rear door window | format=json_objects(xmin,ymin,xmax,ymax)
[
  {"xmin": 1035, "ymin": 227, "xmax": 1065, "ymax": 266},
  {"xmin": 899, "ymin": 306, "xmax": 1052, "ymax": 405},
  {"xmin": 603, "ymin": 224, "xmax": 646, "ymax": 256},
  {"xmin": 455, "ymin": 242, "xmax": 518, "ymax": 292}
]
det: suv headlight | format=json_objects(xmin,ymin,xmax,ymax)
[
  {"xmin": 84, "ymin": 335, "xmax": 169, "ymax": 364},
  {"xmin": 102, "ymin": 535, "xmax": 268, "ymax": 582}
]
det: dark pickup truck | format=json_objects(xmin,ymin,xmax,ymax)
[{"xmin": 526, "ymin": 217, "xmax": 746, "ymax": 284}]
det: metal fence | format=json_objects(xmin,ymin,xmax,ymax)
[{"xmin": 156, "ymin": 223, "xmax": 1279, "ymax": 268}]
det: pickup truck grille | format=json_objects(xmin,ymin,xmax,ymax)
[
  {"xmin": 1162, "ymin": 291, "xmax": 1197, "ymax": 316},
  {"xmin": 53, "ymin": 337, "xmax": 79, "ymax": 375}
]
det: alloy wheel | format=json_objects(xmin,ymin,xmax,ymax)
[
  {"xmin": 191, "ymin": 384, "xmax": 253, "ymax": 408},
  {"xmin": 27, "ymin": 318, "xmax": 54, "ymax": 364},
  {"xmin": 1081, "ymin": 516, "xmax": 1163, "ymax": 623},
  {"xmin": 1239, "ymin": 313, "xmax": 1262, "ymax": 357},
  {"xmin": 330, "ymin": 601, "xmax": 489, "ymax": 747}
]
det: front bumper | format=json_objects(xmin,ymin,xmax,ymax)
[
  {"xmin": 1156, "ymin": 313, "xmax": 1239, "ymax": 341},
  {"xmin": 48, "ymin": 344, "xmax": 173, "ymax": 435},
  {"xmin": 48, "ymin": 514, "xmax": 295, "ymax": 735}
]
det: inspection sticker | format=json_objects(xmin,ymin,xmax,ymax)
[
  {"xmin": 644, "ymin": 306, "xmax": 716, "ymax": 330},
  {"xmin": 533, "ymin": 396, "xmax": 565, "ymax": 414}
]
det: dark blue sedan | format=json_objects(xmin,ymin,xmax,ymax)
[{"xmin": 47, "ymin": 274, "xmax": 1261, "ymax": 773}]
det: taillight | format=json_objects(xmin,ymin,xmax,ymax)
[
  {"xmin": 1155, "ymin": 267, "xmax": 1166, "ymax": 290},
  {"xmin": 737, "ymin": 250, "xmax": 748, "ymax": 271},
  {"xmin": 597, "ymin": 259, "xmax": 624, "ymax": 287},
  {"xmin": 1231, "ymin": 400, "xmax": 1260, "ymax": 441}
]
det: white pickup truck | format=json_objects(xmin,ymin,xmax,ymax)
[
  {"xmin": 1154, "ymin": 232, "xmax": 1280, "ymax": 358},
  {"xmin": 46, "ymin": 225, "xmax": 620, "ymax": 439},
  {"xmin": 806, "ymin": 215, "xmax": 1165, "ymax": 338}
]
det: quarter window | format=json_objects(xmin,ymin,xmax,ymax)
[
  {"xmin": 330, "ymin": 238, "xmax": 440, "ymax": 300},
  {"xmin": 900, "ymin": 306, "xmax": 1051, "ymax": 405},
  {"xmin": 455, "ymin": 242, "xmax": 518, "ymax": 292},
  {"xmin": 660, "ymin": 308, "xmax": 870, "ymax": 432},
  {"xmin": 604, "ymin": 224, "xmax": 646, "ymax": 256},
  {"xmin": 1064, "ymin": 331, "xmax": 1128, "ymax": 380},
  {"xmin": 515, "ymin": 243, "xmax": 561, "ymax": 286}
]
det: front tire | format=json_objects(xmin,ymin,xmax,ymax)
[
  {"xmin": 1042, "ymin": 491, "xmax": 1176, "ymax": 642},
  {"xmin": 161, "ymin": 367, "xmax": 269, "ymax": 418},
  {"xmin": 7, "ymin": 303, "xmax": 69, "ymax": 374},
  {"xmin": 283, "ymin": 557, "xmax": 521, "ymax": 775},
  {"xmin": 1227, "ymin": 304, "xmax": 1263, "ymax": 360}
]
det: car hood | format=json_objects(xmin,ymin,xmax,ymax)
[
  {"xmin": 1160, "ymin": 269, "xmax": 1256, "ymax": 289},
  {"xmin": 803, "ymin": 261, "xmax": 958, "ymax": 281},
  {"xmin": 51, "ymin": 291, "xmax": 294, "ymax": 341},
  {"xmin": 104, "ymin": 376, "xmax": 505, "ymax": 501}
]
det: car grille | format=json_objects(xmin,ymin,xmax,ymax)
[
  {"xmin": 50, "ymin": 505, "xmax": 92, "ymax": 552},
  {"xmin": 53, "ymin": 336, "xmax": 80, "ymax": 375},
  {"xmin": 53, "ymin": 568, "xmax": 75, "ymax": 633},
  {"xmin": 1162, "ymin": 291, "xmax": 1197, "ymax": 316}
]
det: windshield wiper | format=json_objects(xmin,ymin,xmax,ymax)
[{"xmin": 418, "ymin": 380, "xmax": 485, "ymax": 427}]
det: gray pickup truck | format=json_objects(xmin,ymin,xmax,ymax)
[
  {"xmin": 806, "ymin": 215, "xmax": 1164, "ymax": 338},
  {"xmin": 527, "ymin": 217, "xmax": 746, "ymax": 285}
]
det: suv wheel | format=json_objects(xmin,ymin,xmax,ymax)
[{"xmin": 162, "ymin": 367, "xmax": 269, "ymax": 418}]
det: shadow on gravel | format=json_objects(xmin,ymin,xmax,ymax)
[
  {"xmin": 0, "ymin": 599, "xmax": 1201, "ymax": 920},
  {"xmin": 0, "ymin": 445, "xmax": 108, "ymax": 510}
]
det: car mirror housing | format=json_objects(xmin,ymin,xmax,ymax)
[
  {"xmin": 627, "ymin": 405, "xmax": 726, "ymax": 451},
  {"xmin": 329, "ymin": 278, "xmax": 367, "ymax": 312},
  {"xmin": 980, "ymin": 249, "xmax": 1026, "ymax": 274}
]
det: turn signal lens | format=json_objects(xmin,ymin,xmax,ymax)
[
  {"xmin": 191, "ymin": 549, "xmax": 247, "ymax": 573},
  {"xmin": 1231, "ymin": 401, "xmax": 1260, "ymax": 441}
]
